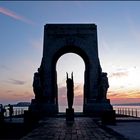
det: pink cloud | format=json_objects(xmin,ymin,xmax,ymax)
[
  {"xmin": 74, "ymin": 94, "xmax": 83, "ymax": 106},
  {"xmin": 0, "ymin": 7, "xmax": 34, "ymax": 25},
  {"xmin": 110, "ymin": 98, "xmax": 140, "ymax": 104},
  {"xmin": 58, "ymin": 83, "xmax": 83, "ymax": 106}
]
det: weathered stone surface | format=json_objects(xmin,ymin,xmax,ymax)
[
  {"xmin": 21, "ymin": 117, "xmax": 120, "ymax": 140},
  {"xmin": 42, "ymin": 24, "xmax": 100, "ymax": 106},
  {"xmin": 66, "ymin": 108, "xmax": 74, "ymax": 121},
  {"xmin": 29, "ymin": 24, "xmax": 113, "ymax": 115}
]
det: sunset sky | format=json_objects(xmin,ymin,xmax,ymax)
[{"xmin": 0, "ymin": 1, "xmax": 140, "ymax": 108}]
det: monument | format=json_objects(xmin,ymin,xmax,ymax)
[
  {"xmin": 66, "ymin": 72, "xmax": 74, "ymax": 121},
  {"xmin": 29, "ymin": 24, "xmax": 114, "ymax": 117}
]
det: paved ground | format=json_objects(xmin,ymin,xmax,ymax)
[
  {"xmin": 4, "ymin": 117, "xmax": 24, "ymax": 123},
  {"xmin": 21, "ymin": 117, "xmax": 122, "ymax": 140},
  {"xmin": 0, "ymin": 118, "xmax": 31, "ymax": 140},
  {"xmin": 107, "ymin": 122, "xmax": 140, "ymax": 140},
  {"xmin": 116, "ymin": 117, "xmax": 140, "ymax": 121}
]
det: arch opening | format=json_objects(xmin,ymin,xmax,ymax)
[
  {"xmin": 52, "ymin": 45, "xmax": 90, "ymax": 113},
  {"xmin": 56, "ymin": 53, "xmax": 85, "ymax": 112},
  {"xmin": 29, "ymin": 24, "xmax": 113, "ymax": 116}
]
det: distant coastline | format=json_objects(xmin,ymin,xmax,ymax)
[
  {"xmin": 113, "ymin": 103, "xmax": 140, "ymax": 106},
  {"xmin": 13, "ymin": 102, "xmax": 30, "ymax": 107},
  {"xmin": 10, "ymin": 102, "xmax": 140, "ymax": 107}
]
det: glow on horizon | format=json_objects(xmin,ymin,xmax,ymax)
[{"xmin": 57, "ymin": 53, "xmax": 85, "ymax": 111}]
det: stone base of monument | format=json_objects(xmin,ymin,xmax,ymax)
[
  {"xmin": 66, "ymin": 108, "xmax": 74, "ymax": 121},
  {"xmin": 83, "ymin": 99, "xmax": 114, "ymax": 117},
  {"xmin": 83, "ymin": 99, "xmax": 116, "ymax": 124},
  {"xmin": 29, "ymin": 99, "xmax": 58, "ymax": 116},
  {"xmin": 24, "ymin": 110, "xmax": 41, "ymax": 125},
  {"xmin": 101, "ymin": 110, "xmax": 116, "ymax": 125}
]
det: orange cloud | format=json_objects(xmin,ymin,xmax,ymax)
[
  {"xmin": 108, "ymin": 89, "xmax": 140, "ymax": 104},
  {"xmin": 0, "ymin": 7, "xmax": 34, "ymax": 25},
  {"xmin": 108, "ymin": 89, "xmax": 140, "ymax": 98},
  {"xmin": 74, "ymin": 83, "xmax": 83, "ymax": 96}
]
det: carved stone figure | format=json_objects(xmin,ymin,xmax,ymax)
[
  {"xmin": 103, "ymin": 72, "xmax": 109, "ymax": 99},
  {"xmin": 99, "ymin": 72, "xmax": 109, "ymax": 100},
  {"xmin": 66, "ymin": 72, "xmax": 74, "ymax": 109},
  {"xmin": 33, "ymin": 69, "xmax": 43, "ymax": 100}
]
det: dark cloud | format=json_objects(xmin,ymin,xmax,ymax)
[
  {"xmin": 0, "ymin": 64, "xmax": 11, "ymax": 71},
  {"xmin": 108, "ymin": 93, "xmax": 119, "ymax": 97},
  {"xmin": 8, "ymin": 78, "xmax": 26, "ymax": 85},
  {"xmin": 109, "ymin": 71, "xmax": 128, "ymax": 78},
  {"xmin": 6, "ymin": 90, "xmax": 13, "ymax": 93},
  {"xmin": 116, "ymin": 68, "xmax": 127, "ymax": 71}
]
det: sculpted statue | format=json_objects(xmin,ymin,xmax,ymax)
[
  {"xmin": 33, "ymin": 68, "xmax": 43, "ymax": 100},
  {"xmin": 66, "ymin": 72, "xmax": 74, "ymax": 109},
  {"xmin": 98, "ymin": 72, "xmax": 109, "ymax": 100}
]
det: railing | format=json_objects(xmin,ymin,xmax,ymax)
[
  {"xmin": 114, "ymin": 107, "xmax": 140, "ymax": 118},
  {"xmin": 4, "ymin": 108, "xmax": 26, "ymax": 117}
]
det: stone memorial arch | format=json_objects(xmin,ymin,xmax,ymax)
[{"xmin": 29, "ymin": 24, "xmax": 113, "ymax": 115}]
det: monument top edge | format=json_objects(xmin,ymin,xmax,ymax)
[{"xmin": 44, "ymin": 23, "xmax": 97, "ymax": 29}]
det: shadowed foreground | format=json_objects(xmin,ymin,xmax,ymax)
[
  {"xmin": 0, "ymin": 117, "xmax": 36, "ymax": 140},
  {"xmin": 21, "ymin": 117, "xmax": 124, "ymax": 140},
  {"xmin": 0, "ymin": 122, "xmax": 32, "ymax": 139}
]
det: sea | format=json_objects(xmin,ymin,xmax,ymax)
[
  {"xmin": 5, "ymin": 105, "xmax": 140, "ymax": 117},
  {"xmin": 113, "ymin": 105, "xmax": 140, "ymax": 117}
]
